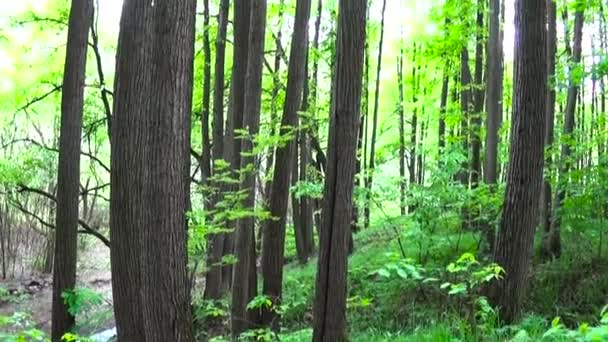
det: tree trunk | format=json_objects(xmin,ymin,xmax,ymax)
[
  {"xmin": 222, "ymin": 0, "xmax": 251, "ymax": 292},
  {"xmin": 200, "ymin": 0, "xmax": 212, "ymax": 183},
  {"xmin": 231, "ymin": 0, "xmax": 267, "ymax": 336},
  {"xmin": 438, "ymin": 65, "xmax": 449, "ymax": 159},
  {"xmin": 363, "ymin": 0, "xmax": 386, "ymax": 229},
  {"xmin": 261, "ymin": 0, "xmax": 312, "ymax": 328},
  {"xmin": 540, "ymin": 0, "xmax": 557, "ymax": 260},
  {"xmin": 204, "ymin": 0, "xmax": 230, "ymax": 301},
  {"xmin": 312, "ymin": 0, "xmax": 366, "ymax": 339},
  {"xmin": 459, "ymin": 48, "xmax": 472, "ymax": 186},
  {"xmin": 52, "ymin": 0, "xmax": 91, "ymax": 339},
  {"xmin": 471, "ymin": 0, "xmax": 484, "ymax": 186},
  {"xmin": 489, "ymin": 0, "xmax": 547, "ymax": 324},
  {"xmin": 549, "ymin": 8, "xmax": 584, "ymax": 259},
  {"xmin": 398, "ymin": 44, "xmax": 406, "ymax": 216},
  {"xmin": 110, "ymin": 0, "xmax": 196, "ymax": 340}
]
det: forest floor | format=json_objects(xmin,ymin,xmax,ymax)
[{"xmin": 0, "ymin": 236, "xmax": 114, "ymax": 336}]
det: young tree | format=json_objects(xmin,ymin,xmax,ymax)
[
  {"xmin": 231, "ymin": 0, "xmax": 267, "ymax": 335},
  {"xmin": 110, "ymin": 0, "xmax": 196, "ymax": 339},
  {"xmin": 261, "ymin": 0, "xmax": 312, "ymax": 328},
  {"xmin": 485, "ymin": 0, "xmax": 503, "ymax": 185},
  {"xmin": 490, "ymin": 0, "xmax": 547, "ymax": 323},
  {"xmin": 549, "ymin": 7, "xmax": 585, "ymax": 259},
  {"xmin": 51, "ymin": 0, "xmax": 92, "ymax": 339},
  {"xmin": 364, "ymin": 0, "xmax": 387, "ymax": 228},
  {"xmin": 221, "ymin": 0, "xmax": 251, "ymax": 290},
  {"xmin": 540, "ymin": 0, "xmax": 557, "ymax": 259},
  {"xmin": 204, "ymin": 0, "xmax": 230, "ymax": 302},
  {"xmin": 312, "ymin": 0, "xmax": 367, "ymax": 339}
]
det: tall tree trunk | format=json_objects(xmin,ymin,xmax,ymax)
[
  {"xmin": 110, "ymin": 0, "xmax": 196, "ymax": 339},
  {"xmin": 204, "ymin": 0, "xmax": 230, "ymax": 302},
  {"xmin": 398, "ymin": 44, "xmax": 406, "ymax": 216},
  {"xmin": 300, "ymin": 42, "xmax": 315, "ymax": 259},
  {"xmin": 312, "ymin": 0, "xmax": 366, "ymax": 339},
  {"xmin": 540, "ymin": 0, "xmax": 557, "ymax": 260},
  {"xmin": 201, "ymin": 0, "xmax": 212, "ymax": 183},
  {"xmin": 471, "ymin": 0, "xmax": 484, "ymax": 186},
  {"xmin": 52, "ymin": 0, "xmax": 91, "ymax": 339},
  {"xmin": 459, "ymin": 48, "xmax": 472, "ymax": 186},
  {"xmin": 222, "ymin": 0, "xmax": 251, "ymax": 291},
  {"xmin": 485, "ymin": 0, "xmax": 503, "ymax": 187},
  {"xmin": 363, "ymin": 0, "xmax": 387, "ymax": 229},
  {"xmin": 489, "ymin": 0, "xmax": 547, "ymax": 323},
  {"xmin": 438, "ymin": 65, "xmax": 449, "ymax": 160},
  {"xmin": 231, "ymin": 0, "xmax": 267, "ymax": 336},
  {"xmin": 409, "ymin": 44, "xmax": 419, "ymax": 190},
  {"xmin": 550, "ymin": 8, "xmax": 584, "ymax": 259},
  {"xmin": 261, "ymin": 0, "xmax": 312, "ymax": 328}
]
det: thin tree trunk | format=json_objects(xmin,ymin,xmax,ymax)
[
  {"xmin": 222, "ymin": 0, "xmax": 251, "ymax": 292},
  {"xmin": 459, "ymin": 48, "xmax": 472, "ymax": 186},
  {"xmin": 204, "ymin": 0, "xmax": 230, "ymax": 302},
  {"xmin": 201, "ymin": 0, "xmax": 212, "ymax": 183},
  {"xmin": 52, "ymin": 0, "xmax": 92, "ymax": 339},
  {"xmin": 261, "ymin": 0, "xmax": 312, "ymax": 328},
  {"xmin": 110, "ymin": 0, "xmax": 196, "ymax": 339},
  {"xmin": 231, "ymin": 0, "xmax": 267, "ymax": 336},
  {"xmin": 540, "ymin": 0, "xmax": 557, "ymax": 260},
  {"xmin": 312, "ymin": 0, "xmax": 366, "ymax": 339},
  {"xmin": 471, "ymin": 0, "xmax": 484, "ymax": 186},
  {"xmin": 438, "ymin": 65, "xmax": 449, "ymax": 160},
  {"xmin": 409, "ymin": 44, "xmax": 419, "ymax": 190},
  {"xmin": 550, "ymin": 7, "xmax": 584, "ymax": 259},
  {"xmin": 489, "ymin": 0, "xmax": 547, "ymax": 323},
  {"xmin": 363, "ymin": 0, "xmax": 387, "ymax": 228},
  {"xmin": 398, "ymin": 44, "xmax": 406, "ymax": 216}
]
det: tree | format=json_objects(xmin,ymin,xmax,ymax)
[
  {"xmin": 261, "ymin": 0, "xmax": 312, "ymax": 328},
  {"xmin": 490, "ymin": 0, "xmax": 547, "ymax": 323},
  {"xmin": 51, "ymin": 0, "xmax": 92, "ymax": 340},
  {"xmin": 221, "ymin": 0, "xmax": 251, "ymax": 291},
  {"xmin": 540, "ymin": 0, "xmax": 557, "ymax": 259},
  {"xmin": 110, "ymin": 0, "xmax": 196, "ymax": 339},
  {"xmin": 231, "ymin": 0, "xmax": 267, "ymax": 335},
  {"xmin": 485, "ymin": 0, "xmax": 503, "ymax": 184},
  {"xmin": 204, "ymin": 0, "xmax": 230, "ymax": 302},
  {"xmin": 364, "ymin": 0, "xmax": 387, "ymax": 228},
  {"xmin": 312, "ymin": 0, "xmax": 367, "ymax": 339},
  {"xmin": 549, "ymin": 6, "xmax": 585, "ymax": 259}
]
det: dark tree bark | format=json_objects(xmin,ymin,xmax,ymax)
[
  {"xmin": 540, "ymin": 0, "xmax": 557, "ymax": 260},
  {"xmin": 485, "ymin": 0, "xmax": 503, "ymax": 185},
  {"xmin": 110, "ymin": 0, "xmax": 196, "ymax": 340},
  {"xmin": 549, "ymin": 7, "xmax": 585, "ymax": 259},
  {"xmin": 204, "ymin": 0, "xmax": 230, "ymax": 301},
  {"xmin": 438, "ymin": 65, "xmax": 449, "ymax": 159},
  {"xmin": 363, "ymin": 0, "xmax": 386, "ymax": 229},
  {"xmin": 200, "ymin": 0, "xmax": 212, "ymax": 183},
  {"xmin": 459, "ymin": 48, "xmax": 472, "ymax": 186},
  {"xmin": 398, "ymin": 44, "xmax": 406, "ymax": 216},
  {"xmin": 312, "ymin": 0, "xmax": 366, "ymax": 339},
  {"xmin": 471, "ymin": 0, "xmax": 484, "ymax": 186},
  {"xmin": 51, "ymin": 0, "xmax": 92, "ymax": 340},
  {"xmin": 231, "ymin": 0, "xmax": 267, "ymax": 336},
  {"xmin": 489, "ymin": 0, "xmax": 547, "ymax": 324},
  {"xmin": 222, "ymin": 0, "xmax": 251, "ymax": 291},
  {"xmin": 409, "ymin": 44, "xmax": 419, "ymax": 190},
  {"xmin": 261, "ymin": 0, "xmax": 312, "ymax": 328}
]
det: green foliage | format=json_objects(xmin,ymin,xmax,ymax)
[{"xmin": 61, "ymin": 287, "xmax": 104, "ymax": 317}]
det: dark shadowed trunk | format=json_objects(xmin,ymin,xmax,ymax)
[
  {"xmin": 204, "ymin": 0, "xmax": 230, "ymax": 301},
  {"xmin": 540, "ymin": 0, "xmax": 557, "ymax": 260},
  {"xmin": 459, "ymin": 48, "xmax": 472, "ymax": 186},
  {"xmin": 549, "ymin": 7, "xmax": 584, "ymax": 259},
  {"xmin": 261, "ymin": 0, "xmax": 312, "ymax": 328},
  {"xmin": 363, "ymin": 0, "xmax": 386, "ymax": 229},
  {"xmin": 222, "ymin": 0, "xmax": 251, "ymax": 291},
  {"xmin": 490, "ymin": 0, "xmax": 547, "ymax": 324},
  {"xmin": 231, "ymin": 0, "xmax": 267, "ymax": 336},
  {"xmin": 52, "ymin": 0, "xmax": 92, "ymax": 339},
  {"xmin": 471, "ymin": 0, "xmax": 484, "ymax": 186},
  {"xmin": 201, "ymin": 0, "xmax": 212, "ymax": 183},
  {"xmin": 110, "ymin": 0, "xmax": 196, "ymax": 340},
  {"xmin": 312, "ymin": 0, "xmax": 366, "ymax": 339}
]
